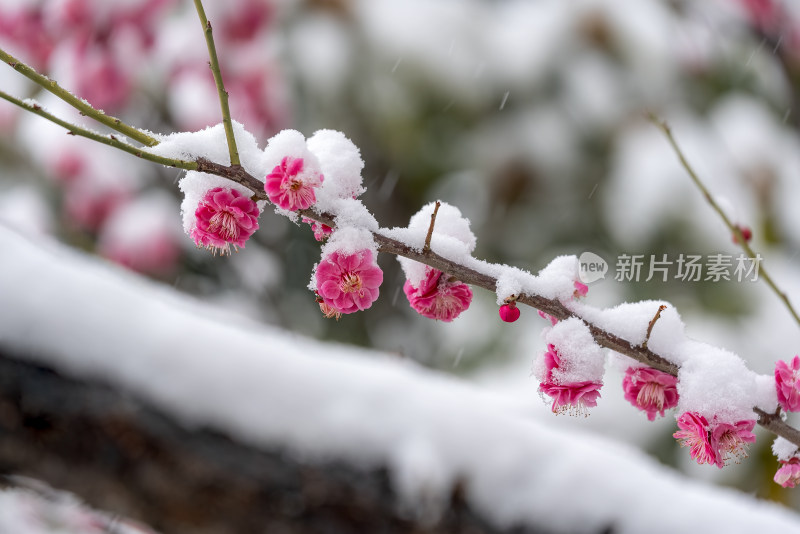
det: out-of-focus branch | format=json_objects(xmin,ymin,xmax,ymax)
[
  {"xmin": 0, "ymin": 47, "xmax": 159, "ymax": 147},
  {"xmin": 650, "ymin": 114, "xmax": 800, "ymax": 330},
  {"xmin": 193, "ymin": 0, "xmax": 240, "ymax": 167}
]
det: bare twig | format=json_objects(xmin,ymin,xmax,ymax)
[
  {"xmin": 650, "ymin": 114, "xmax": 800, "ymax": 330},
  {"xmin": 0, "ymin": 47, "xmax": 159, "ymax": 147},
  {"xmin": 0, "ymin": 91, "xmax": 192, "ymax": 170},
  {"xmin": 642, "ymin": 305, "xmax": 667, "ymax": 350},
  {"xmin": 422, "ymin": 201, "xmax": 441, "ymax": 253},
  {"xmin": 193, "ymin": 0, "xmax": 240, "ymax": 167}
]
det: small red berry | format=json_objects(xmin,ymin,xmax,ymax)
[
  {"xmin": 733, "ymin": 225, "xmax": 752, "ymax": 244},
  {"xmin": 499, "ymin": 303, "xmax": 520, "ymax": 323}
]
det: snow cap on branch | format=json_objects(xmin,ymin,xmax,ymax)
[
  {"xmin": 148, "ymin": 121, "xmax": 265, "ymax": 178},
  {"xmin": 396, "ymin": 202, "xmax": 476, "ymax": 286},
  {"xmin": 307, "ymin": 129, "xmax": 366, "ymax": 207}
]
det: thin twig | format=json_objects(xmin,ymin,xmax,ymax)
[
  {"xmin": 642, "ymin": 305, "xmax": 667, "ymax": 350},
  {"xmin": 0, "ymin": 91, "xmax": 194, "ymax": 170},
  {"xmin": 193, "ymin": 0, "xmax": 240, "ymax": 167},
  {"xmin": 0, "ymin": 47, "xmax": 159, "ymax": 147},
  {"xmin": 422, "ymin": 201, "xmax": 441, "ymax": 253},
  {"xmin": 649, "ymin": 114, "xmax": 800, "ymax": 330}
]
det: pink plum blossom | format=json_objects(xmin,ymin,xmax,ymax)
[
  {"xmin": 711, "ymin": 419, "xmax": 756, "ymax": 467},
  {"xmin": 403, "ymin": 266, "xmax": 472, "ymax": 322},
  {"xmin": 265, "ymin": 156, "xmax": 323, "ymax": 211},
  {"xmin": 302, "ymin": 216, "xmax": 333, "ymax": 241},
  {"xmin": 63, "ymin": 180, "xmax": 129, "ymax": 232},
  {"xmin": 776, "ymin": 355, "xmax": 800, "ymax": 412},
  {"xmin": 316, "ymin": 250, "xmax": 383, "ymax": 315},
  {"xmin": 622, "ymin": 366, "xmax": 679, "ymax": 421},
  {"xmin": 538, "ymin": 344, "xmax": 602, "ymax": 416},
  {"xmin": 674, "ymin": 412, "xmax": 756, "ymax": 468},
  {"xmin": 674, "ymin": 411, "xmax": 716, "ymax": 466},
  {"xmin": 775, "ymin": 457, "xmax": 800, "ymax": 488},
  {"xmin": 538, "ymin": 310, "xmax": 558, "ymax": 326},
  {"xmin": 573, "ymin": 280, "xmax": 589, "ymax": 298},
  {"xmin": 191, "ymin": 187, "xmax": 259, "ymax": 255}
]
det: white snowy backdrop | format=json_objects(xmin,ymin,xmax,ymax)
[{"xmin": 2, "ymin": 0, "xmax": 800, "ymax": 530}]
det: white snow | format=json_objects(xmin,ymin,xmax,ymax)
[
  {"xmin": 774, "ymin": 437, "xmax": 800, "ymax": 463},
  {"xmin": 2, "ymin": 226, "xmax": 800, "ymax": 533},
  {"xmin": 148, "ymin": 121, "xmax": 266, "ymax": 180},
  {"xmin": 539, "ymin": 317, "xmax": 606, "ymax": 385},
  {"xmin": 394, "ymin": 201, "xmax": 476, "ymax": 286},
  {"xmin": 677, "ymin": 342, "xmax": 764, "ymax": 423}
]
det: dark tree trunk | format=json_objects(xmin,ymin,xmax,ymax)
[{"xmin": 0, "ymin": 351, "xmax": 559, "ymax": 534}]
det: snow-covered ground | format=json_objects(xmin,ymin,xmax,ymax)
[{"xmin": 1, "ymin": 224, "xmax": 799, "ymax": 533}]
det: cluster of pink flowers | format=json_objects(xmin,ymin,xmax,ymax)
[
  {"xmin": 673, "ymin": 412, "xmax": 756, "ymax": 468},
  {"xmin": 538, "ymin": 344, "xmax": 603, "ymax": 416},
  {"xmin": 622, "ymin": 366, "xmax": 679, "ymax": 421},
  {"xmin": 315, "ymin": 250, "xmax": 383, "ymax": 316},
  {"xmin": 190, "ymin": 187, "xmax": 260, "ymax": 255},
  {"xmin": 265, "ymin": 156, "xmax": 323, "ymax": 211},
  {"xmin": 775, "ymin": 457, "xmax": 800, "ymax": 488},
  {"xmin": 403, "ymin": 266, "xmax": 472, "ymax": 322},
  {"xmin": 775, "ymin": 355, "xmax": 800, "ymax": 412}
]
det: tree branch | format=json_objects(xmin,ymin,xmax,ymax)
[
  {"xmin": 649, "ymin": 114, "xmax": 800, "ymax": 329},
  {"xmin": 0, "ymin": 47, "xmax": 159, "ymax": 147},
  {"xmin": 193, "ymin": 0, "xmax": 241, "ymax": 167},
  {"xmin": 0, "ymin": 90, "xmax": 195, "ymax": 170}
]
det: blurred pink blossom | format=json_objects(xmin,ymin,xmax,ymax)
[
  {"xmin": 776, "ymin": 355, "xmax": 800, "ymax": 412},
  {"xmin": 775, "ymin": 457, "xmax": 800, "ymax": 488}
]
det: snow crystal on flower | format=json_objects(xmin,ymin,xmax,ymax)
[
  {"xmin": 677, "ymin": 343, "xmax": 760, "ymax": 423},
  {"xmin": 539, "ymin": 317, "xmax": 605, "ymax": 384},
  {"xmin": 311, "ymin": 226, "xmax": 379, "ymax": 293}
]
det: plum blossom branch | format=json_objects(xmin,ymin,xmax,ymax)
[
  {"xmin": 192, "ymin": 0, "xmax": 241, "ymax": 167},
  {"xmin": 3, "ymin": 81, "xmax": 796, "ymax": 446},
  {"xmin": 2, "ymin": 41, "xmax": 798, "ymax": 452},
  {"xmin": 0, "ymin": 47, "xmax": 159, "ymax": 147},
  {"xmin": 649, "ymin": 114, "xmax": 800, "ymax": 330},
  {"xmin": 0, "ymin": 90, "xmax": 194, "ymax": 170}
]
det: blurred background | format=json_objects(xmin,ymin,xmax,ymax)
[{"xmin": 1, "ymin": 0, "xmax": 800, "ymax": 509}]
